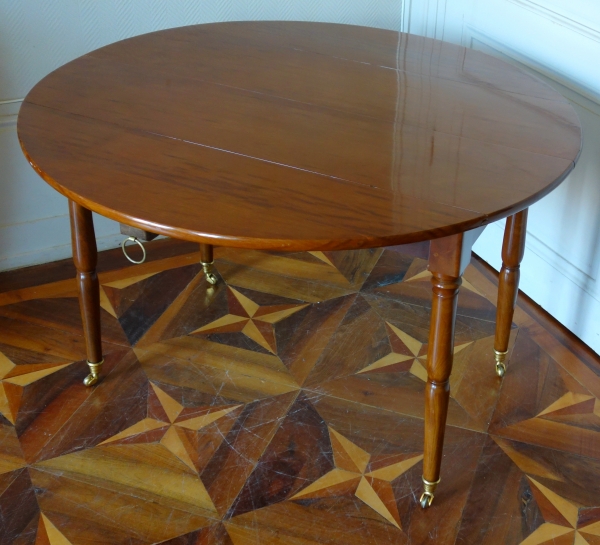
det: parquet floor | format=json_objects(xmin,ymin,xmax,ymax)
[{"xmin": 0, "ymin": 241, "xmax": 599, "ymax": 545}]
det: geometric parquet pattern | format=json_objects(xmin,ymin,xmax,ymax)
[{"xmin": 0, "ymin": 242, "xmax": 599, "ymax": 544}]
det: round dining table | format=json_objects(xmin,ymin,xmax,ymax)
[{"xmin": 17, "ymin": 21, "xmax": 582, "ymax": 509}]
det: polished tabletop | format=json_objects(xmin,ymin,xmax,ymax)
[{"xmin": 18, "ymin": 21, "xmax": 582, "ymax": 251}]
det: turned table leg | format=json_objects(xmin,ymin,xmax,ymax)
[
  {"xmin": 421, "ymin": 271, "xmax": 460, "ymax": 507},
  {"xmin": 421, "ymin": 227, "xmax": 484, "ymax": 508},
  {"xmin": 200, "ymin": 243, "xmax": 218, "ymax": 285},
  {"xmin": 494, "ymin": 209, "xmax": 528, "ymax": 377},
  {"xmin": 69, "ymin": 201, "xmax": 104, "ymax": 386}
]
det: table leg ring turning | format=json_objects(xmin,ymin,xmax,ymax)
[
  {"xmin": 420, "ymin": 476, "xmax": 441, "ymax": 508},
  {"xmin": 84, "ymin": 359, "xmax": 104, "ymax": 387}
]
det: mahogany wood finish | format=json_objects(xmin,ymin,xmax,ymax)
[
  {"xmin": 68, "ymin": 201, "xmax": 102, "ymax": 366},
  {"xmin": 17, "ymin": 22, "xmax": 582, "ymax": 509},
  {"xmin": 18, "ymin": 22, "xmax": 580, "ymax": 251},
  {"xmin": 422, "ymin": 271, "xmax": 460, "ymax": 504},
  {"xmin": 119, "ymin": 224, "xmax": 159, "ymax": 242},
  {"xmin": 200, "ymin": 244, "xmax": 213, "ymax": 264},
  {"xmin": 422, "ymin": 230, "xmax": 482, "ymax": 505},
  {"xmin": 494, "ymin": 211, "xmax": 528, "ymax": 375},
  {"xmin": 199, "ymin": 244, "xmax": 218, "ymax": 285}
]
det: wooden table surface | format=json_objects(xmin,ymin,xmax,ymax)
[{"xmin": 17, "ymin": 21, "xmax": 581, "ymax": 251}]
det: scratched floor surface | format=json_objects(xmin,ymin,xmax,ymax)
[{"xmin": 1, "ymin": 242, "xmax": 599, "ymax": 545}]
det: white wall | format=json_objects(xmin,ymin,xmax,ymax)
[
  {"xmin": 1, "ymin": 0, "xmax": 599, "ymax": 353},
  {"xmin": 405, "ymin": 0, "xmax": 600, "ymax": 353}
]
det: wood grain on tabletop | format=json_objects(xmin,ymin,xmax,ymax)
[{"xmin": 17, "ymin": 21, "xmax": 581, "ymax": 251}]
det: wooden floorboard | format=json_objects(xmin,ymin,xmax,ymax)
[{"xmin": 0, "ymin": 242, "xmax": 598, "ymax": 545}]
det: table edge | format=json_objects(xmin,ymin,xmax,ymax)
[{"xmin": 19, "ymin": 134, "xmax": 576, "ymax": 252}]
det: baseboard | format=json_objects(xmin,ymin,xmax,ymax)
[
  {"xmin": 473, "ymin": 224, "xmax": 600, "ymax": 355},
  {"xmin": 0, "ymin": 237, "xmax": 198, "ymax": 294},
  {"xmin": 0, "ymin": 230, "xmax": 124, "ymax": 273},
  {"xmin": 471, "ymin": 252, "xmax": 600, "ymax": 369},
  {"xmin": 0, "ymin": 212, "xmax": 125, "ymax": 273}
]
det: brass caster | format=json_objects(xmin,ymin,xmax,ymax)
[
  {"xmin": 202, "ymin": 261, "xmax": 218, "ymax": 285},
  {"xmin": 83, "ymin": 359, "xmax": 103, "ymax": 387},
  {"xmin": 420, "ymin": 492, "xmax": 434, "ymax": 508},
  {"xmin": 419, "ymin": 476, "xmax": 440, "ymax": 509},
  {"xmin": 494, "ymin": 349, "xmax": 508, "ymax": 378}
]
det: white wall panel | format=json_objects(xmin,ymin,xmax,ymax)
[
  {"xmin": 471, "ymin": 0, "xmax": 600, "ymax": 101},
  {"xmin": 0, "ymin": 0, "xmax": 84, "ymax": 100},
  {"xmin": 467, "ymin": 8, "xmax": 600, "ymax": 354},
  {"xmin": 0, "ymin": 121, "xmax": 61, "ymax": 226},
  {"xmin": 405, "ymin": 0, "xmax": 474, "ymax": 43},
  {"xmin": 468, "ymin": 33, "xmax": 600, "ymax": 353},
  {"xmin": 538, "ymin": 0, "xmax": 600, "ymax": 27}
]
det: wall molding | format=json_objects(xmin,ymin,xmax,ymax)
[
  {"xmin": 467, "ymin": 25, "xmax": 600, "ymax": 109},
  {"xmin": 484, "ymin": 221, "xmax": 600, "ymax": 303},
  {"xmin": 527, "ymin": 230, "xmax": 597, "ymax": 286},
  {"xmin": 0, "ymin": 224, "xmax": 122, "ymax": 272},
  {"xmin": 504, "ymin": 0, "xmax": 600, "ymax": 44},
  {"xmin": 0, "ymin": 117, "xmax": 17, "ymax": 130},
  {"xmin": 0, "ymin": 99, "xmax": 21, "ymax": 129},
  {"xmin": 400, "ymin": 0, "xmax": 411, "ymax": 32},
  {"xmin": 414, "ymin": 0, "xmax": 449, "ymax": 40},
  {"xmin": 474, "ymin": 224, "xmax": 600, "ymax": 353},
  {"xmin": 463, "ymin": 28, "xmax": 600, "ymax": 302}
]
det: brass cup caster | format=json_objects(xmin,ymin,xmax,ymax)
[
  {"xmin": 419, "ymin": 477, "xmax": 440, "ymax": 509},
  {"xmin": 494, "ymin": 349, "xmax": 508, "ymax": 378},
  {"xmin": 202, "ymin": 261, "xmax": 218, "ymax": 285},
  {"xmin": 83, "ymin": 359, "xmax": 104, "ymax": 386}
]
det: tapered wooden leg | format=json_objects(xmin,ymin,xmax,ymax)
[
  {"xmin": 69, "ymin": 201, "xmax": 103, "ymax": 386},
  {"xmin": 421, "ymin": 272, "xmax": 460, "ymax": 508},
  {"xmin": 421, "ymin": 227, "xmax": 484, "ymax": 508},
  {"xmin": 200, "ymin": 243, "xmax": 218, "ymax": 285},
  {"xmin": 494, "ymin": 209, "xmax": 528, "ymax": 377}
]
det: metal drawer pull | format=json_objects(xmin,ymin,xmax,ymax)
[{"xmin": 121, "ymin": 236, "xmax": 147, "ymax": 264}]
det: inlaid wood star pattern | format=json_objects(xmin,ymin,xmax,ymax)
[
  {"xmin": 0, "ymin": 242, "xmax": 598, "ymax": 545},
  {"xmin": 520, "ymin": 477, "xmax": 588, "ymax": 545},
  {"xmin": 357, "ymin": 321, "xmax": 472, "ymax": 381},
  {"xmin": 291, "ymin": 427, "xmax": 423, "ymax": 529},
  {"xmin": 100, "ymin": 381, "xmax": 242, "ymax": 476},
  {"xmin": 0, "ymin": 351, "xmax": 72, "ymax": 426},
  {"xmin": 191, "ymin": 286, "xmax": 309, "ymax": 354}
]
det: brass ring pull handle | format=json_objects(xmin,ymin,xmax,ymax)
[{"xmin": 121, "ymin": 236, "xmax": 147, "ymax": 264}]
